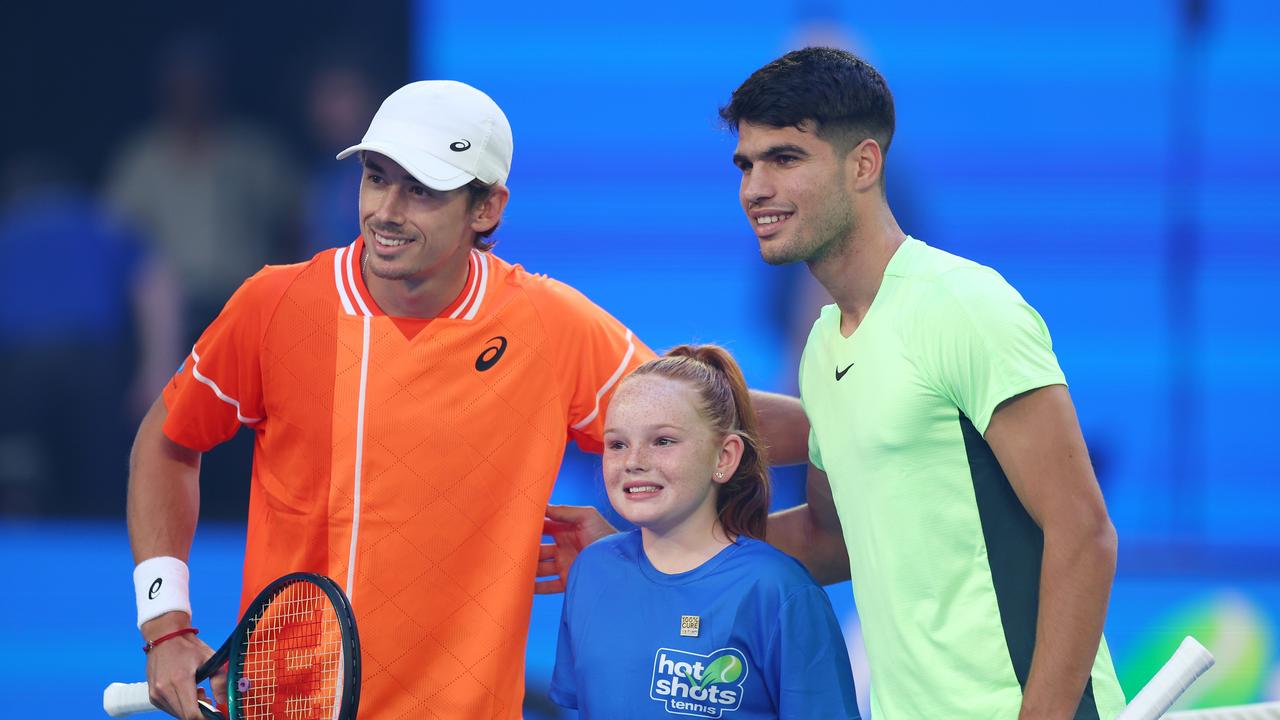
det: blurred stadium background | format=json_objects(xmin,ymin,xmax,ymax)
[{"xmin": 1, "ymin": 0, "xmax": 1276, "ymax": 717}]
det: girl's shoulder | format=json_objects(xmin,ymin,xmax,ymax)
[
  {"xmin": 575, "ymin": 529, "xmax": 643, "ymax": 573},
  {"xmin": 726, "ymin": 538, "xmax": 825, "ymax": 593}
]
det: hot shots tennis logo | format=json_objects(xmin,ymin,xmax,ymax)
[{"xmin": 650, "ymin": 647, "xmax": 749, "ymax": 717}]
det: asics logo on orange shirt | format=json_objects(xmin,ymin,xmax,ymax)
[{"xmin": 475, "ymin": 336, "xmax": 508, "ymax": 371}]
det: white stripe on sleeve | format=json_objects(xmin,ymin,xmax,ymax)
[
  {"xmin": 189, "ymin": 349, "xmax": 263, "ymax": 424},
  {"xmin": 570, "ymin": 329, "xmax": 636, "ymax": 431}
]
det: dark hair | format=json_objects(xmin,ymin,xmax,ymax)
[
  {"xmin": 626, "ymin": 345, "xmax": 771, "ymax": 540},
  {"xmin": 719, "ymin": 47, "xmax": 895, "ymax": 161},
  {"xmin": 463, "ymin": 178, "xmax": 499, "ymax": 250}
]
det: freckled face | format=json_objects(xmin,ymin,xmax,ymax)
[{"xmin": 602, "ymin": 376, "xmax": 726, "ymax": 536}]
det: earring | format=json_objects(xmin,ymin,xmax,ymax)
[{"xmin": 714, "ymin": 472, "xmax": 724, "ymax": 480}]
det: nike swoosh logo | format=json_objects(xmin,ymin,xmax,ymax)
[{"xmin": 835, "ymin": 363, "xmax": 854, "ymax": 381}]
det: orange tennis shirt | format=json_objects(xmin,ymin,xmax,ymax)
[{"xmin": 162, "ymin": 236, "xmax": 654, "ymax": 718}]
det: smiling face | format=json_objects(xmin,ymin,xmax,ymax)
[
  {"xmin": 602, "ymin": 375, "xmax": 740, "ymax": 538},
  {"xmin": 358, "ymin": 151, "xmax": 489, "ymax": 283},
  {"xmin": 733, "ymin": 121, "xmax": 857, "ymax": 266}
]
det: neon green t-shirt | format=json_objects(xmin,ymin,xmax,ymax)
[{"xmin": 799, "ymin": 237, "xmax": 1124, "ymax": 719}]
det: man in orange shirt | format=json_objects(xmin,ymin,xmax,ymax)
[{"xmin": 127, "ymin": 80, "xmax": 808, "ymax": 719}]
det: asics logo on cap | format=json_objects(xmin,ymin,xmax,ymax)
[{"xmin": 335, "ymin": 80, "xmax": 513, "ymax": 189}]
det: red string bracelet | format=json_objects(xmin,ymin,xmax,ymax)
[{"xmin": 143, "ymin": 627, "xmax": 199, "ymax": 654}]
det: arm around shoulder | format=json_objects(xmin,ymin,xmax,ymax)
[
  {"xmin": 766, "ymin": 465, "xmax": 850, "ymax": 585},
  {"xmin": 749, "ymin": 390, "xmax": 810, "ymax": 466}
]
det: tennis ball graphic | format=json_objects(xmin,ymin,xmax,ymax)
[
  {"xmin": 1119, "ymin": 592, "xmax": 1272, "ymax": 709},
  {"xmin": 699, "ymin": 654, "xmax": 744, "ymax": 689}
]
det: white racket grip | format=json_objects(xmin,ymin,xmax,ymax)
[
  {"xmin": 103, "ymin": 681, "xmax": 156, "ymax": 717},
  {"xmin": 1117, "ymin": 636, "xmax": 1216, "ymax": 720}
]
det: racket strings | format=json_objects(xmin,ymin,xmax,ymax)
[{"xmin": 237, "ymin": 582, "xmax": 345, "ymax": 719}]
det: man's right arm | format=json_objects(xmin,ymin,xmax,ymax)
[
  {"xmin": 128, "ymin": 398, "xmax": 201, "ymax": 564},
  {"xmin": 765, "ymin": 465, "xmax": 851, "ymax": 585},
  {"xmin": 127, "ymin": 397, "xmax": 221, "ymax": 720}
]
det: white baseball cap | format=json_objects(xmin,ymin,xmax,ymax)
[{"xmin": 336, "ymin": 80, "xmax": 513, "ymax": 191}]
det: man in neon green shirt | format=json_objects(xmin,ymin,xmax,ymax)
[
  {"xmin": 542, "ymin": 45, "xmax": 1126, "ymax": 720},
  {"xmin": 718, "ymin": 47, "xmax": 1125, "ymax": 719}
]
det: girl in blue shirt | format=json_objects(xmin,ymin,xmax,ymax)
[{"xmin": 550, "ymin": 345, "xmax": 859, "ymax": 719}]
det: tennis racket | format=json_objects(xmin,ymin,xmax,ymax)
[
  {"xmin": 1116, "ymin": 635, "xmax": 1215, "ymax": 720},
  {"xmin": 103, "ymin": 573, "xmax": 360, "ymax": 719}
]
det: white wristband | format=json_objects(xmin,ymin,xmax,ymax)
[{"xmin": 133, "ymin": 556, "xmax": 191, "ymax": 629}]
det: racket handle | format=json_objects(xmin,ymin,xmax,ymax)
[
  {"xmin": 103, "ymin": 681, "xmax": 155, "ymax": 717},
  {"xmin": 1117, "ymin": 636, "xmax": 1215, "ymax": 720}
]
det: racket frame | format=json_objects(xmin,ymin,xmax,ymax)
[{"xmin": 199, "ymin": 573, "xmax": 361, "ymax": 720}]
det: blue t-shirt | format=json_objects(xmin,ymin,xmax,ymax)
[{"xmin": 551, "ymin": 531, "xmax": 859, "ymax": 719}]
